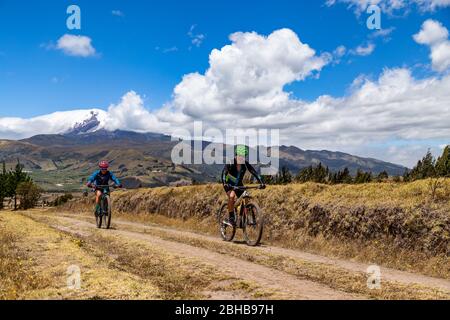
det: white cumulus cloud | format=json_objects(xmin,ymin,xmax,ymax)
[
  {"xmin": 56, "ymin": 34, "xmax": 96, "ymax": 57},
  {"xmin": 104, "ymin": 91, "xmax": 171, "ymax": 133},
  {"xmin": 414, "ymin": 19, "xmax": 450, "ymax": 72},
  {"xmin": 171, "ymin": 28, "xmax": 331, "ymax": 121}
]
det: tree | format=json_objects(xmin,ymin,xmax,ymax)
[
  {"xmin": 296, "ymin": 165, "xmax": 313, "ymax": 183},
  {"xmin": 9, "ymin": 160, "xmax": 31, "ymax": 210},
  {"xmin": 16, "ymin": 181, "xmax": 42, "ymax": 210},
  {"xmin": 0, "ymin": 161, "xmax": 7, "ymax": 209},
  {"xmin": 340, "ymin": 168, "xmax": 353, "ymax": 184},
  {"xmin": 376, "ymin": 170, "xmax": 389, "ymax": 182},
  {"xmin": 354, "ymin": 169, "xmax": 372, "ymax": 184},
  {"xmin": 408, "ymin": 150, "xmax": 436, "ymax": 181},
  {"xmin": 275, "ymin": 166, "xmax": 292, "ymax": 185},
  {"xmin": 311, "ymin": 163, "xmax": 329, "ymax": 183},
  {"xmin": 296, "ymin": 163, "xmax": 329, "ymax": 184},
  {"xmin": 436, "ymin": 146, "xmax": 450, "ymax": 177},
  {"xmin": 329, "ymin": 167, "xmax": 353, "ymax": 184}
]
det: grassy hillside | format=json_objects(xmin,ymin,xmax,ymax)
[{"xmin": 65, "ymin": 179, "xmax": 450, "ymax": 278}]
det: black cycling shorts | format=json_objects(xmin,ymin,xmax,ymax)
[{"xmin": 223, "ymin": 185, "xmax": 244, "ymax": 198}]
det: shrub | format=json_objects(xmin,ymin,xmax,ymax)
[
  {"xmin": 50, "ymin": 193, "xmax": 74, "ymax": 206},
  {"xmin": 16, "ymin": 181, "xmax": 42, "ymax": 210}
]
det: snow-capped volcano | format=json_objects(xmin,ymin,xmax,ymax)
[
  {"xmin": 0, "ymin": 92, "xmax": 169, "ymax": 140},
  {"xmin": 65, "ymin": 111, "xmax": 107, "ymax": 135},
  {"xmin": 0, "ymin": 108, "xmax": 109, "ymax": 140}
]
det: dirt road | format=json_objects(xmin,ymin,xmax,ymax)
[{"xmin": 1, "ymin": 209, "xmax": 449, "ymax": 300}]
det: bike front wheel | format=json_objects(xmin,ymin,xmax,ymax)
[
  {"xmin": 243, "ymin": 203, "xmax": 264, "ymax": 246},
  {"xmin": 95, "ymin": 204, "xmax": 102, "ymax": 229},
  {"xmin": 218, "ymin": 203, "xmax": 236, "ymax": 242},
  {"xmin": 102, "ymin": 195, "xmax": 112, "ymax": 229}
]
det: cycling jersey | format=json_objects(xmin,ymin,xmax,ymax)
[
  {"xmin": 87, "ymin": 170, "xmax": 121, "ymax": 187},
  {"xmin": 221, "ymin": 159, "xmax": 263, "ymax": 188}
]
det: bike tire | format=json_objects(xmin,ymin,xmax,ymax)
[
  {"xmin": 243, "ymin": 203, "xmax": 264, "ymax": 246},
  {"xmin": 95, "ymin": 201, "xmax": 102, "ymax": 229},
  {"xmin": 103, "ymin": 195, "xmax": 112, "ymax": 229},
  {"xmin": 218, "ymin": 203, "xmax": 236, "ymax": 242}
]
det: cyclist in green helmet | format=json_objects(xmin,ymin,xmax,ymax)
[{"xmin": 221, "ymin": 145, "xmax": 266, "ymax": 226}]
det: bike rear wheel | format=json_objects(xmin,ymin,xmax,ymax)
[
  {"xmin": 243, "ymin": 203, "xmax": 264, "ymax": 246},
  {"xmin": 218, "ymin": 203, "xmax": 236, "ymax": 242},
  {"xmin": 102, "ymin": 195, "xmax": 112, "ymax": 229}
]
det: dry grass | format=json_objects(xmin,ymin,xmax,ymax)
[
  {"xmin": 134, "ymin": 226, "xmax": 449, "ymax": 300},
  {"xmin": 1, "ymin": 212, "xmax": 161, "ymax": 300},
  {"xmin": 25, "ymin": 212, "xmax": 277, "ymax": 300},
  {"xmin": 21, "ymin": 210, "xmax": 450, "ymax": 300},
  {"xmin": 63, "ymin": 179, "xmax": 450, "ymax": 278},
  {"xmin": 0, "ymin": 222, "xmax": 49, "ymax": 299},
  {"xmin": 78, "ymin": 232, "xmax": 231, "ymax": 300}
]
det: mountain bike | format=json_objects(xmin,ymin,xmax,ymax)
[
  {"xmin": 217, "ymin": 186, "xmax": 265, "ymax": 246},
  {"xmin": 91, "ymin": 184, "xmax": 117, "ymax": 229}
]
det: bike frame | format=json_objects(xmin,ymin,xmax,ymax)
[
  {"xmin": 91, "ymin": 184, "xmax": 116, "ymax": 215},
  {"xmin": 230, "ymin": 186, "xmax": 261, "ymax": 226},
  {"xmin": 232, "ymin": 186, "xmax": 260, "ymax": 207},
  {"xmin": 234, "ymin": 190, "xmax": 250, "ymax": 208}
]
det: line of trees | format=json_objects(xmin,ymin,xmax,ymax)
[
  {"xmin": 403, "ymin": 146, "xmax": 450, "ymax": 181},
  {"xmin": 262, "ymin": 145, "xmax": 450, "ymax": 185},
  {"xmin": 0, "ymin": 160, "xmax": 42, "ymax": 210},
  {"xmin": 262, "ymin": 163, "xmax": 388, "ymax": 185}
]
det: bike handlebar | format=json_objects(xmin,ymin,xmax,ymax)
[
  {"xmin": 229, "ymin": 185, "xmax": 265, "ymax": 191},
  {"xmin": 88, "ymin": 184, "xmax": 121, "ymax": 190},
  {"xmin": 94, "ymin": 184, "xmax": 118, "ymax": 188}
]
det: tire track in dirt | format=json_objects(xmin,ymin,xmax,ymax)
[
  {"xmin": 31, "ymin": 212, "xmax": 366, "ymax": 300},
  {"xmin": 115, "ymin": 219, "xmax": 450, "ymax": 293},
  {"xmin": 49, "ymin": 211, "xmax": 450, "ymax": 294}
]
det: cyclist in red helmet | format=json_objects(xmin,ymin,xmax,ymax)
[{"xmin": 87, "ymin": 161, "xmax": 122, "ymax": 215}]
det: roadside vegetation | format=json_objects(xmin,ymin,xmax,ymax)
[
  {"xmin": 0, "ymin": 223, "xmax": 49, "ymax": 299},
  {"xmin": 0, "ymin": 160, "xmax": 41, "ymax": 210},
  {"xmin": 48, "ymin": 193, "xmax": 73, "ymax": 207}
]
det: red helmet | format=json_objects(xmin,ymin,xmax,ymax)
[{"xmin": 99, "ymin": 160, "xmax": 109, "ymax": 170}]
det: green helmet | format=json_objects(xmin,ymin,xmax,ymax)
[{"xmin": 235, "ymin": 145, "xmax": 249, "ymax": 157}]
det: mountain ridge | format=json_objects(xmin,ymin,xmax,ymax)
[
  {"xmin": 0, "ymin": 128, "xmax": 408, "ymax": 191},
  {"xmin": 0, "ymin": 110, "xmax": 408, "ymax": 190}
]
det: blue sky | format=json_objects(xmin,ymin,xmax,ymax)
[
  {"xmin": 0, "ymin": 0, "xmax": 449, "ymax": 166},
  {"xmin": 0, "ymin": 0, "xmax": 447, "ymax": 116}
]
